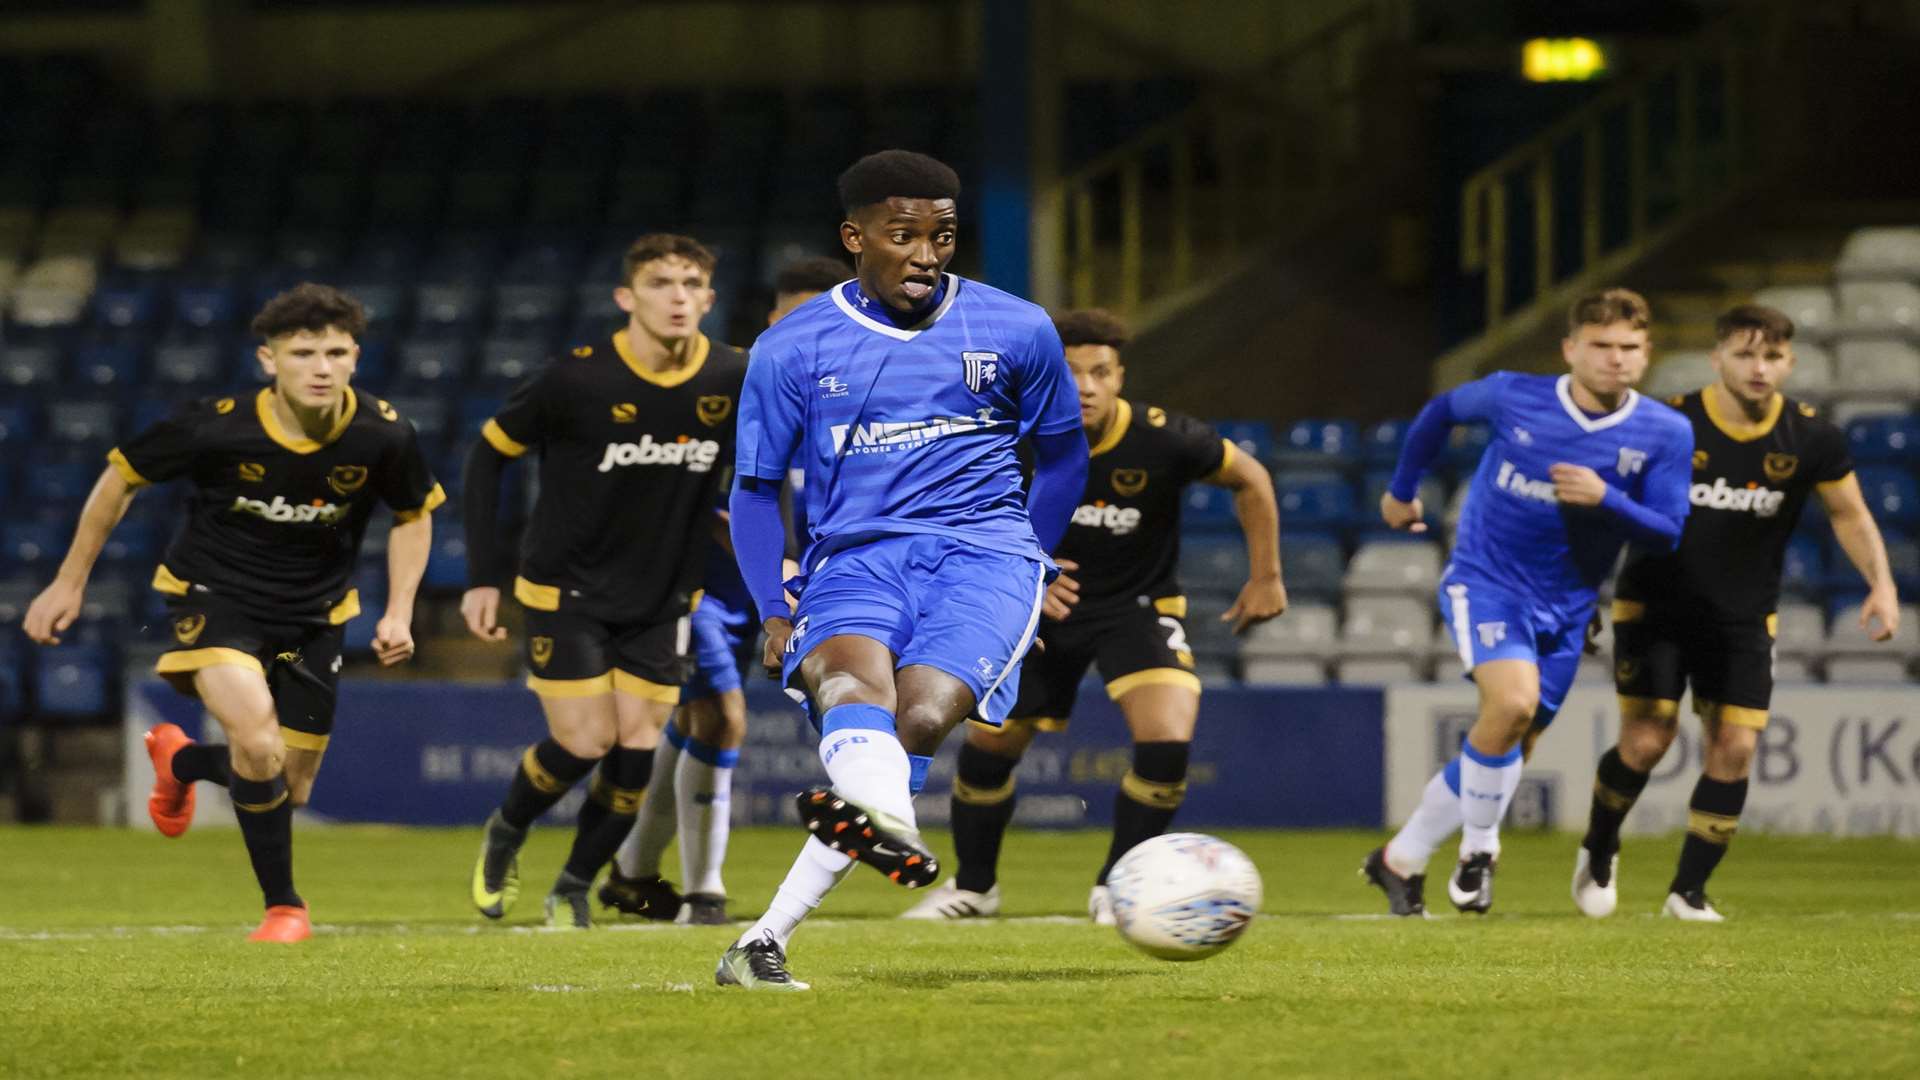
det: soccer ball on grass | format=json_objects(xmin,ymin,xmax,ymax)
[{"xmin": 1106, "ymin": 832, "xmax": 1262, "ymax": 961}]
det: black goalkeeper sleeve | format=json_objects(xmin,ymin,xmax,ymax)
[{"xmin": 462, "ymin": 439, "xmax": 513, "ymax": 589}]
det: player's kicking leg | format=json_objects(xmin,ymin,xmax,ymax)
[
  {"xmin": 900, "ymin": 719, "xmax": 1037, "ymax": 920},
  {"xmin": 1087, "ymin": 674, "xmax": 1200, "ymax": 924},
  {"xmin": 542, "ymin": 682, "xmax": 669, "ymax": 929}
]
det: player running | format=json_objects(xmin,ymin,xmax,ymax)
[
  {"xmin": 1575, "ymin": 304, "xmax": 1900, "ymax": 922},
  {"xmin": 463, "ymin": 234, "xmax": 747, "ymax": 929},
  {"xmin": 714, "ymin": 150, "xmax": 1086, "ymax": 990},
  {"xmin": 603, "ymin": 255, "xmax": 848, "ymax": 925},
  {"xmin": 1363, "ymin": 288, "xmax": 1694, "ymax": 917},
  {"xmin": 24, "ymin": 284, "xmax": 443, "ymax": 942},
  {"xmin": 900, "ymin": 307, "xmax": 1286, "ymax": 924}
]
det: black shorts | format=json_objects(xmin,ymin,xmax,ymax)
[
  {"xmin": 154, "ymin": 595, "xmax": 344, "ymax": 751},
  {"xmin": 1006, "ymin": 600, "xmax": 1202, "ymax": 730},
  {"xmin": 523, "ymin": 608, "xmax": 689, "ymax": 703},
  {"xmin": 1612, "ymin": 600, "xmax": 1775, "ymax": 728}
]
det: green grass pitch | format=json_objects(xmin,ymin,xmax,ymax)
[{"xmin": 3, "ymin": 825, "xmax": 1916, "ymax": 1078}]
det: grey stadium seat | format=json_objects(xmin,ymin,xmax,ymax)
[
  {"xmin": 1753, "ymin": 286, "xmax": 1836, "ymax": 339},
  {"xmin": 1836, "ymin": 281, "xmax": 1920, "ymax": 336},
  {"xmin": 1241, "ymin": 603, "xmax": 1338, "ymax": 660},
  {"xmin": 1644, "ymin": 351, "xmax": 1713, "ymax": 399},
  {"xmin": 1835, "ymin": 226, "xmax": 1920, "ymax": 282},
  {"xmin": 1822, "ymin": 602, "xmax": 1920, "ymax": 682},
  {"xmin": 1788, "ymin": 342, "xmax": 1835, "ymax": 401},
  {"xmin": 1341, "ymin": 595, "xmax": 1432, "ymax": 656},
  {"xmin": 1343, "ymin": 539, "xmax": 1442, "ymax": 596},
  {"xmin": 1335, "ymin": 657, "xmax": 1426, "ymax": 684},
  {"xmin": 1773, "ymin": 602, "xmax": 1828, "ymax": 659},
  {"xmin": 1834, "ymin": 340, "xmax": 1920, "ymax": 398}
]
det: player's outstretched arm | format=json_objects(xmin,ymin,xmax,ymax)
[
  {"xmin": 1818, "ymin": 473, "xmax": 1900, "ymax": 642},
  {"xmin": 1383, "ymin": 374, "xmax": 1510, "ymax": 532},
  {"xmin": 377, "ymin": 511, "xmax": 432, "ymax": 666},
  {"xmin": 1026, "ymin": 429, "xmax": 1088, "ymax": 553},
  {"xmin": 459, "ymin": 439, "xmax": 517, "ymax": 642},
  {"xmin": 1210, "ymin": 448, "xmax": 1287, "ymax": 633},
  {"xmin": 24, "ymin": 467, "xmax": 137, "ymax": 645}
]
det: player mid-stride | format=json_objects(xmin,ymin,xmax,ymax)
[
  {"xmin": 715, "ymin": 151, "xmax": 1086, "ymax": 989},
  {"xmin": 1363, "ymin": 288, "xmax": 1693, "ymax": 917}
]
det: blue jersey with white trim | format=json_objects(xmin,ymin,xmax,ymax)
[
  {"xmin": 1449, "ymin": 372, "xmax": 1693, "ymax": 617},
  {"xmin": 735, "ymin": 274, "xmax": 1081, "ymax": 565}
]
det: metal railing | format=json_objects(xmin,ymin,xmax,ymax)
[
  {"xmin": 1434, "ymin": 12, "xmax": 1795, "ymax": 388},
  {"xmin": 1034, "ymin": 1, "xmax": 1408, "ymax": 321}
]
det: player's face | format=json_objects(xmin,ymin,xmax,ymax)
[
  {"xmin": 841, "ymin": 197, "xmax": 957, "ymax": 313},
  {"xmin": 768, "ymin": 289, "xmax": 825, "ymax": 327},
  {"xmin": 617, "ymin": 256, "xmax": 714, "ymax": 343},
  {"xmin": 1712, "ymin": 329, "xmax": 1794, "ymax": 406},
  {"xmin": 257, "ymin": 326, "xmax": 358, "ymax": 409},
  {"xmin": 1065, "ymin": 344, "xmax": 1125, "ymax": 430},
  {"xmin": 1561, "ymin": 320, "xmax": 1649, "ymax": 398}
]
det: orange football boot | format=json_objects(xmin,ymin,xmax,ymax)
[
  {"xmin": 143, "ymin": 723, "xmax": 197, "ymax": 837},
  {"xmin": 248, "ymin": 905, "xmax": 312, "ymax": 943}
]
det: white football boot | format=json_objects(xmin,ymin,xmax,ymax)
[
  {"xmin": 1662, "ymin": 890, "xmax": 1726, "ymax": 923},
  {"xmin": 899, "ymin": 880, "xmax": 1001, "ymax": 920},
  {"xmin": 1088, "ymin": 885, "xmax": 1117, "ymax": 926}
]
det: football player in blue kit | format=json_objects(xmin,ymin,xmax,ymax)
[
  {"xmin": 605, "ymin": 257, "xmax": 850, "ymax": 926},
  {"xmin": 715, "ymin": 151, "xmax": 1087, "ymax": 990},
  {"xmin": 1363, "ymin": 288, "xmax": 1695, "ymax": 916}
]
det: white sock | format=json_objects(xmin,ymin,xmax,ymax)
[
  {"xmin": 1458, "ymin": 743, "xmax": 1523, "ymax": 857},
  {"xmin": 676, "ymin": 736, "xmax": 736, "ymax": 897},
  {"xmin": 817, "ymin": 705, "xmax": 917, "ymax": 830},
  {"xmin": 1385, "ymin": 765, "xmax": 1464, "ymax": 876},
  {"xmin": 615, "ymin": 727, "xmax": 681, "ymax": 879},
  {"xmin": 738, "ymin": 837, "xmax": 852, "ymax": 951}
]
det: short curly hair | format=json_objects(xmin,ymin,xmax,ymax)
[
  {"xmin": 1052, "ymin": 308, "xmax": 1130, "ymax": 350},
  {"xmin": 838, "ymin": 150, "xmax": 961, "ymax": 214},
  {"xmin": 250, "ymin": 283, "xmax": 368, "ymax": 340}
]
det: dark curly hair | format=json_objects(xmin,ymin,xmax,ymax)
[
  {"xmin": 250, "ymin": 283, "xmax": 369, "ymax": 340},
  {"xmin": 1052, "ymin": 308, "xmax": 1130, "ymax": 350},
  {"xmin": 838, "ymin": 150, "xmax": 961, "ymax": 214}
]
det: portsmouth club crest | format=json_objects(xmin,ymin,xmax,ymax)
[
  {"xmin": 963, "ymin": 351, "xmax": 999, "ymax": 393},
  {"xmin": 1111, "ymin": 468, "xmax": 1148, "ymax": 496},
  {"xmin": 696, "ymin": 395, "xmax": 733, "ymax": 427},
  {"xmin": 529, "ymin": 636, "xmax": 554, "ymax": 669},
  {"xmin": 327, "ymin": 465, "xmax": 369, "ymax": 496},
  {"xmin": 174, "ymin": 613, "xmax": 206, "ymax": 646},
  {"xmin": 1764, "ymin": 453, "xmax": 1799, "ymax": 484}
]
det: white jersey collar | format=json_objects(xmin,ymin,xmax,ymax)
[
  {"xmin": 1555, "ymin": 374, "xmax": 1640, "ymax": 433},
  {"xmin": 831, "ymin": 274, "xmax": 961, "ymax": 341}
]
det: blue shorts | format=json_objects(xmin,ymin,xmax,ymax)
[
  {"xmin": 783, "ymin": 534, "xmax": 1049, "ymax": 729},
  {"xmin": 1437, "ymin": 571, "xmax": 1587, "ymax": 718},
  {"xmin": 681, "ymin": 589, "xmax": 758, "ymax": 703}
]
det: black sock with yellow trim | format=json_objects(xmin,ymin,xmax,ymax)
[
  {"xmin": 1097, "ymin": 741, "xmax": 1189, "ymax": 885},
  {"xmin": 499, "ymin": 740, "xmax": 599, "ymax": 830},
  {"xmin": 1671, "ymin": 776, "xmax": 1747, "ymax": 895},
  {"xmin": 562, "ymin": 746, "xmax": 654, "ymax": 882},
  {"xmin": 171, "ymin": 744, "xmax": 230, "ymax": 787},
  {"xmin": 230, "ymin": 772, "xmax": 301, "ymax": 909},
  {"xmin": 951, "ymin": 741, "xmax": 1020, "ymax": 894},
  {"xmin": 1582, "ymin": 748, "xmax": 1650, "ymax": 871}
]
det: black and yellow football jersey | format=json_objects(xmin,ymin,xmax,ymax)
[
  {"xmin": 108, "ymin": 388, "xmax": 444, "ymax": 625},
  {"xmin": 1615, "ymin": 389, "xmax": 1852, "ymax": 620},
  {"xmin": 1055, "ymin": 400, "xmax": 1235, "ymax": 621},
  {"xmin": 479, "ymin": 330, "xmax": 748, "ymax": 625}
]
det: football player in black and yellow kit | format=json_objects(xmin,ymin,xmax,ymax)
[
  {"xmin": 462, "ymin": 234, "xmax": 748, "ymax": 928},
  {"xmin": 24, "ymin": 284, "xmax": 443, "ymax": 942},
  {"xmin": 1575, "ymin": 304, "xmax": 1900, "ymax": 921},
  {"xmin": 901, "ymin": 308, "xmax": 1287, "ymax": 924}
]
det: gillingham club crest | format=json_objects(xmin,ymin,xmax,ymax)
[{"xmin": 963, "ymin": 351, "xmax": 999, "ymax": 393}]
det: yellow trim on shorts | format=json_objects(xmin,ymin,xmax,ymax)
[
  {"xmin": 279, "ymin": 728, "xmax": 330, "ymax": 752},
  {"xmin": 612, "ymin": 670, "xmax": 681, "ymax": 703},
  {"xmin": 690, "ymin": 588, "xmax": 705, "ymax": 613},
  {"xmin": 1766, "ymin": 613, "xmax": 1778, "ymax": 638},
  {"xmin": 106, "ymin": 447, "xmax": 149, "ymax": 488},
  {"xmin": 1617, "ymin": 695, "xmax": 1680, "ymax": 722},
  {"xmin": 151, "ymin": 564, "xmax": 190, "ymax": 596},
  {"xmin": 526, "ymin": 672, "xmax": 614, "ymax": 698},
  {"xmin": 1153, "ymin": 595, "xmax": 1188, "ymax": 618},
  {"xmin": 155, "ymin": 648, "xmax": 265, "ymax": 678},
  {"xmin": 1696, "ymin": 698, "xmax": 1769, "ymax": 730},
  {"xmin": 1611, "ymin": 599, "xmax": 1647, "ymax": 623},
  {"xmin": 327, "ymin": 588, "xmax": 361, "ymax": 625},
  {"xmin": 1106, "ymin": 668, "xmax": 1202, "ymax": 700},
  {"xmin": 393, "ymin": 484, "xmax": 446, "ymax": 524},
  {"xmin": 481, "ymin": 418, "xmax": 528, "ymax": 458},
  {"xmin": 514, "ymin": 576, "xmax": 560, "ymax": 611}
]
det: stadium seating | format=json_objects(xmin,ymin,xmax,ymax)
[
  {"xmin": 1644, "ymin": 351, "xmax": 1713, "ymax": 398},
  {"xmin": 1834, "ymin": 226, "xmax": 1920, "ymax": 281}
]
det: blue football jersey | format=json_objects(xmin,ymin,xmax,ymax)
[
  {"xmin": 1449, "ymin": 372, "xmax": 1693, "ymax": 616},
  {"xmin": 735, "ymin": 274, "xmax": 1082, "ymax": 564}
]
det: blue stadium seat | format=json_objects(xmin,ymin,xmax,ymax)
[
  {"xmin": 22, "ymin": 458, "xmax": 95, "ymax": 507},
  {"xmin": 387, "ymin": 396, "xmax": 449, "ymax": 444},
  {"xmin": 458, "ymin": 395, "xmax": 504, "ymax": 444},
  {"xmin": 1275, "ymin": 470, "xmax": 1357, "ymax": 531},
  {"xmin": 1279, "ymin": 532, "xmax": 1346, "ymax": 599},
  {"xmin": 1, "ymin": 344, "xmax": 62, "ymax": 388},
  {"xmin": 1177, "ymin": 535, "xmax": 1250, "ymax": 592},
  {"xmin": 339, "ymin": 282, "xmax": 409, "ymax": 331},
  {"xmin": 1360, "ymin": 470, "xmax": 1447, "ymax": 519},
  {"xmin": 34, "ymin": 642, "xmax": 113, "ymax": 717},
  {"xmin": 91, "ymin": 282, "xmax": 163, "ymax": 330},
  {"xmin": 1855, "ymin": 467, "xmax": 1920, "ymax": 527},
  {"xmin": 1363, "ymin": 419, "xmax": 1410, "ymax": 467},
  {"xmin": 1844, "ymin": 414, "xmax": 1920, "ymax": 463},
  {"xmin": 0, "ymin": 402, "xmax": 40, "ymax": 447},
  {"xmin": 479, "ymin": 338, "xmax": 545, "ymax": 385},
  {"xmin": 351, "ymin": 336, "xmax": 394, "ymax": 390},
  {"xmin": 2, "ymin": 518, "xmax": 69, "ymax": 568},
  {"xmin": 1273, "ymin": 419, "xmax": 1362, "ymax": 470},
  {"xmin": 70, "ymin": 341, "xmax": 142, "ymax": 388},
  {"xmin": 1179, "ymin": 482, "xmax": 1236, "ymax": 532},
  {"xmin": 492, "ymin": 283, "xmax": 570, "ymax": 327},
  {"xmin": 398, "ymin": 340, "xmax": 471, "ymax": 384},
  {"xmin": 45, "ymin": 399, "xmax": 119, "ymax": 445},
  {"xmin": 422, "ymin": 528, "xmax": 469, "ymax": 591},
  {"xmin": 0, "ymin": 633, "xmax": 22, "ymax": 716},
  {"xmin": 414, "ymin": 282, "xmax": 484, "ymax": 329},
  {"xmin": 173, "ymin": 284, "xmax": 240, "ymax": 330},
  {"xmin": 151, "ymin": 342, "xmax": 224, "ymax": 387},
  {"xmin": 1781, "ymin": 535, "xmax": 1825, "ymax": 596},
  {"xmin": 1213, "ymin": 419, "xmax": 1274, "ymax": 461}
]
